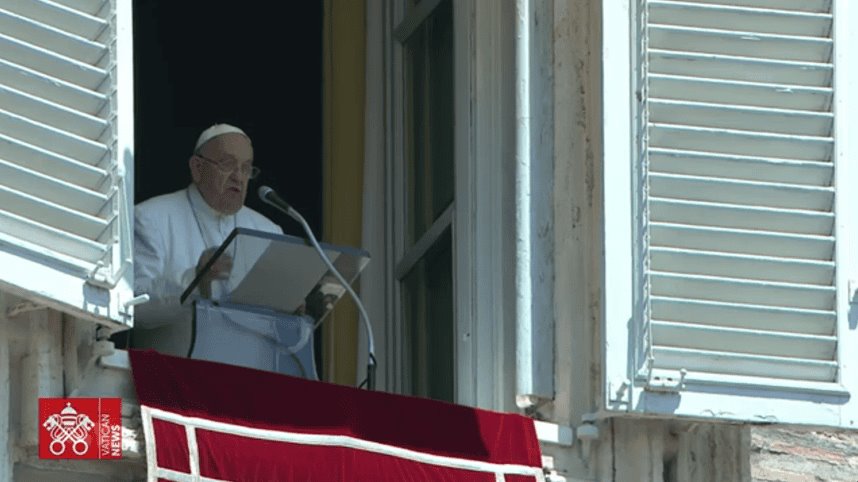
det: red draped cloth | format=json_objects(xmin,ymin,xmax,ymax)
[{"xmin": 129, "ymin": 350, "xmax": 544, "ymax": 481}]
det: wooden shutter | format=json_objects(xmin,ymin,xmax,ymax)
[
  {"xmin": 640, "ymin": 0, "xmax": 837, "ymax": 385},
  {"xmin": 0, "ymin": 0, "xmax": 134, "ymax": 325}
]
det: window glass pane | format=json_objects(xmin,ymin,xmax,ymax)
[
  {"xmin": 404, "ymin": 0, "xmax": 454, "ymax": 246},
  {"xmin": 402, "ymin": 228, "xmax": 454, "ymax": 401}
]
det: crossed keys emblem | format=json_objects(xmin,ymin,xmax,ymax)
[{"xmin": 42, "ymin": 402, "xmax": 95, "ymax": 456}]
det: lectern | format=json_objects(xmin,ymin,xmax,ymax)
[{"xmin": 175, "ymin": 228, "xmax": 370, "ymax": 380}]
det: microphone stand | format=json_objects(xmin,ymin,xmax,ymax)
[{"xmin": 262, "ymin": 197, "xmax": 377, "ymax": 390}]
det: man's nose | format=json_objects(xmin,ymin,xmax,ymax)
[{"xmin": 227, "ymin": 169, "xmax": 243, "ymax": 181}]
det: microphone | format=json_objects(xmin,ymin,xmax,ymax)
[
  {"xmin": 258, "ymin": 185, "xmax": 378, "ymax": 390},
  {"xmin": 258, "ymin": 185, "xmax": 297, "ymax": 220}
]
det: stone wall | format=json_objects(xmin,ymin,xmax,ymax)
[{"xmin": 752, "ymin": 427, "xmax": 858, "ymax": 482}]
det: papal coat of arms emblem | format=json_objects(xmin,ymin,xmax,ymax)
[
  {"xmin": 42, "ymin": 402, "xmax": 96, "ymax": 456},
  {"xmin": 39, "ymin": 397, "xmax": 122, "ymax": 459}
]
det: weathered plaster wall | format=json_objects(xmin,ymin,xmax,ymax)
[
  {"xmin": 752, "ymin": 427, "xmax": 858, "ymax": 482},
  {"xmin": 0, "ymin": 292, "xmax": 145, "ymax": 481}
]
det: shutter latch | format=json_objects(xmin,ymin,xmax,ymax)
[{"xmin": 645, "ymin": 368, "xmax": 687, "ymax": 392}]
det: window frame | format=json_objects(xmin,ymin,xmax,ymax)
[
  {"xmin": 390, "ymin": 0, "xmax": 459, "ymax": 401},
  {"xmin": 383, "ymin": 0, "xmax": 511, "ymax": 408}
]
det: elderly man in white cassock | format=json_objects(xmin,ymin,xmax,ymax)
[{"xmin": 132, "ymin": 124, "xmax": 283, "ymax": 356}]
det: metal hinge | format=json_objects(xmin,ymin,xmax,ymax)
[
  {"xmin": 87, "ymin": 261, "xmax": 113, "ymax": 288},
  {"xmin": 645, "ymin": 368, "xmax": 687, "ymax": 393}
]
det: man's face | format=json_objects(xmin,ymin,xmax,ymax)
[{"xmin": 189, "ymin": 133, "xmax": 254, "ymax": 215}]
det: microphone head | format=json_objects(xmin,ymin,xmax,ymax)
[{"xmin": 258, "ymin": 185, "xmax": 274, "ymax": 200}]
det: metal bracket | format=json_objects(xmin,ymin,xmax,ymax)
[
  {"xmin": 608, "ymin": 378, "xmax": 631, "ymax": 404},
  {"xmin": 645, "ymin": 368, "xmax": 687, "ymax": 392},
  {"xmin": 86, "ymin": 261, "xmax": 112, "ymax": 288}
]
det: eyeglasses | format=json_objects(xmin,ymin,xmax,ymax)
[{"xmin": 195, "ymin": 153, "xmax": 261, "ymax": 179}]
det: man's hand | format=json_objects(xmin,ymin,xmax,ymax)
[{"xmin": 196, "ymin": 247, "xmax": 233, "ymax": 299}]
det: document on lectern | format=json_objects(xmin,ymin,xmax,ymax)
[{"xmin": 181, "ymin": 228, "xmax": 370, "ymax": 319}]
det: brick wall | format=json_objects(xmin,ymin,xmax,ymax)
[{"xmin": 752, "ymin": 427, "xmax": 858, "ymax": 482}]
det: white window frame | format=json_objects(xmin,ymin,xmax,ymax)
[
  {"xmin": 383, "ymin": 0, "xmax": 511, "ymax": 409},
  {"xmin": 389, "ymin": 0, "xmax": 460, "ymax": 402},
  {"xmin": 602, "ymin": 0, "xmax": 858, "ymax": 428}
]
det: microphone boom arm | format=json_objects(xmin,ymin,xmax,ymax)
[{"xmin": 259, "ymin": 187, "xmax": 377, "ymax": 390}]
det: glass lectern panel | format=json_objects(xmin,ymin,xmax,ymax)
[{"xmin": 182, "ymin": 228, "xmax": 370, "ymax": 323}]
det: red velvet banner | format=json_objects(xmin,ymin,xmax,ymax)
[{"xmin": 130, "ymin": 350, "xmax": 544, "ymax": 481}]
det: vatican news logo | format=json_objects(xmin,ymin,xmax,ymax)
[{"xmin": 39, "ymin": 398, "xmax": 122, "ymax": 459}]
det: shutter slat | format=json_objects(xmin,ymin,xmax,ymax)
[
  {"xmin": 672, "ymin": 0, "xmax": 831, "ymax": 13},
  {"xmin": 649, "ymin": 75, "xmax": 832, "ymax": 111},
  {"xmin": 2, "ymin": 1, "xmax": 107, "ymax": 40},
  {"xmin": 653, "ymin": 346, "xmax": 837, "ymax": 381},
  {"xmin": 649, "ymin": 100, "xmax": 832, "ymax": 136},
  {"xmin": 651, "ymin": 198, "xmax": 834, "ymax": 235},
  {"xmin": 650, "ymin": 50, "xmax": 832, "ymax": 87},
  {"xmin": 0, "ymin": 133, "xmax": 107, "ymax": 189},
  {"xmin": 650, "ymin": 149, "xmax": 832, "ymax": 186},
  {"xmin": 0, "ymin": 84, "xmax": 107, "ymax": 138},
  {"xmin": 0, "ymin": 184, "xmax": 108, "ymax": 240},
  {"xmin": 0, "ymin": 8, "xmax": 106, "ymax": 65},
  {"xmin": 650, "ymin": 173, "xmax": 833, "ymax": 211},
  {"xmin": 0, "ymin": 0, "xmax": 118, "ymax": 275},
  {"xmin": 0, "ymin": 33, "xmax": 106, "ymax": 89},
  {"xmin": 651, "ymin": 247, "xmax": 834, "ymax": 285},
  {"xmin": 651, "ymin": 271, "xmax": 834, "ymax": 311},
  {"xmin": 0, "ymin": 211, "xmax": 106, "ymax": 265},
  {"xmin": 0, "ymin": 158, "xmax": 108, "ymax": 215},
  {"xmin": 652, "ymin": 320, "xmax": 836, "ymax": 359},
  {"xmin": 651, "ymin": 222, "xmax": 834, "ymax": 260},
  {"xmin": 0, "ymin": 58, "xmax": 106, "ymax": 114},
  {"xmin": 652, "ymin": 296, "xmax": 835, "ymax": 336},
  {"xmin": 0, "ymin": 109, "xmax": 107, "ymax": 162},
  {"xmin": 649, "ymin": 1, "xmax": 832, "ymax": 36},
  {"xmin": 50, "ymin": 0, "xmax": 107, "ymax": 17},
  {"xmin": 650, "ymin": 124, "xmax": 832, "ymax": 161},
  {"xmin": 649, "ymin": 25, "xmax": 831, "ymax": 62}
]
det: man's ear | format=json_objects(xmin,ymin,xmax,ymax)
[{"xmin": 189, "ymin": 155, "xmax": 202, "ymax": 183}]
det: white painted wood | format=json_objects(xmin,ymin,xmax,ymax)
[
  {"xmin": 0, "ymin": 1, "xmax": 107, "ymax": 40},
  {"xmin": 0, "ymin": 0, "xmax": 135, "ymax": 326},
  {"xmin": 642, "ymin": 0, "xmax": 839, "ymax": 387},
  {"xmin": 832, "ymin": 0, "xmax": 858, "ymax": 430},
  {"xmin": 601, "ymin": 0, "xmax": 636, "ymax": 413},
  {"xmin": 359, "ymin": 0, "xmax": 388, "ymax": 390},
  {"xmin": 602, "ymin": 0, "xmax": 858, "ymax": 426},
  {"xmin": 469, "ymin": 0, "xmax": 514, "ymax": 411},
  {"xmin": 453, "ymin": 0, "xmax": 477, "ymax": 408}
]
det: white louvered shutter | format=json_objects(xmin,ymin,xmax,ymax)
[
  {"xmin": 643, "ymin": 0, "xmax": 837, "ymax": 385},
  {"xmin": 0, "ymin": 0, "xmax": 134, "ymax": 326},
  {"xmin": 603, "ymin": 0, "xmax": 858, "ymax": 426}
]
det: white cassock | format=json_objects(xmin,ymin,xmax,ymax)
[{"xmin": 132, "ymin": 184, "xmax": 283, "ymax": 357}]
